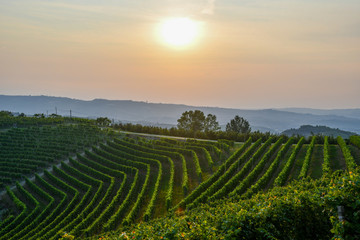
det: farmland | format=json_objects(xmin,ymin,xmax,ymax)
[{"xmin": 0, "ymin": 119, "xmax": 359, "ymax": 239}]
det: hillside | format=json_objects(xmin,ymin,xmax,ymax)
[
  {"xmin": 90, "ymin": 168, "xmax": 360, "ymax": 240},
  {"xmin": 282, "ymin": 125, "xmax": 357, "ymax": 138},
  {"xmin": 279, "ymin": 107, "xmax": 360, "ymax": 119},
  {"xmin": 1, "ymin": 95, "xmax": 360, "ymax": 134},
  {"xmin": 0, "ymin": 117, "xmax": 359, "ymax": 239}
]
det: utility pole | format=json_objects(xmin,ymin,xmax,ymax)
[
  {"xmin": 70, "ymin": 109, "xmax": 72, "ymax": 118},
  {"xmin": 55, "ymin": 107, "xmax": 57, "ymax": 115}
]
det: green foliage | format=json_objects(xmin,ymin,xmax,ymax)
[
  {"xmin": 229, "ymin": 137, "xmax": 284, "ymax": 198},
  {"xmin": 298, "ymin": 136, "xmax": 316, "ymax": 179},
  {"xmin": 104, "ymin": 171, "xmax": 139, "ymax": 231},
  {"xmin": 96, "ymin": 117, "xmax": 111, "ymax": 127},
  {"xmin": 322, "ymin": 136, "xmax": 331, "ymax": 177},
  {"xmin": 177, "ymin": 110, "xmax": 206, "ymax": 133},
  {"xmin": 0, "ymin": 187, "xmax": 27, "ymax": 237},
  {"xmin": 177, "ymin": 110, "xmax": 220, "ymax": 135},
  {"xmin": 204, "ymin": 114, "xmax": 221, "ymax": 132},
  {"xmin": 114, "ymin": 121, "xmax": 276, "ymax": 142},
  {"xmin": 187, "ymin": 138, "xmax": 263, "ymax": 209},
  {"xmin": 337, "ymin": 136, "xmax": 357, "ymax": 171},
  {"xmin": 28, "ymin": 173, "xmax": 70, "ymax": 240},
  {"xmin": 11, "ymin": 177, "xmax": 55, "ymax": 239},
  {"xmin": 174, "ymin": 138, "xmax": 252, "ymax": 210},
  {"xmin": 243, "ymin": 137, "xmax": 294, "ymax": 199},
  {"xmin": 207, "ymin": 137, "xmax": 269, "ymax": 202},
  {"xmin": 2, "ymin": 115, "xmax": 359, "ymax": 240},
  {"xmin": 349, "ymin": 135, "xmax": 360, "ymax": 149},
  {"xmin": 0, "ymin": 182, "xmax": 40, "ymax": 240},
  {"xmin": 111, "ymin": 138, "xmax": 173, "ymax": 211},
  {"xmin": 274, "ymin": 137, "xmax": 305, "ymax": 186},
  {"xmin": 122, "ymin": 166, "xmax": 151, "ymax": 226},
  {"xmin": 0, "ymin": 113, "xmax": 94, "ymax": 129},
  {"xmin": 226, "ymin": 115, "xmax": 251, "ymax": 134},
  {"xmin": 94, "ymin": 168, "xmax": 360, "ymax": 240},
  {"xmin": 282, "ymin": 125, "xmax": 356, "ymax": 139},
  {"xmin": 186, "ymin": 145, "xmax": 213, "ymax": 169},
  {"xmin": 0, "ymin": 111, "xmax": 13, "ymax": 117},
  {"xmin": 0, "ymin": 124, "xmax": 107, "ymax": 187},
  {"xmin": 324, "ymin": 169, "xmax": 360, "ymax": 238}
]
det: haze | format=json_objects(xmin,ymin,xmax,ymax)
[{"xmin": 1, "ymin": 0, "xmax": 360, "ymax": 109}]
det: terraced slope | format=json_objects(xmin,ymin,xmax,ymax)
[
  {"xmin": 0, "ymin": 130, "xmax": 358, "ymax": 239},
  {"xmin": 177, "ymin": 136, "xmax": 357, "ymax": 211},
  {"xmin": 0, "ymin": 134, "xmax": 232, "ymax": 239},
  {"xmin": 0, "ymin": 124, "xmax": 106, "ymax": 188}
]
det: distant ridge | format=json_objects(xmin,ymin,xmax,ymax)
[
  {"xmin": 281, "ymin": 125, "xmax": 357, "ymax": 139},
  {"xmin": 1, "ymin": 94, "xmax": 359, "ymax": 134},
  {"xmin": 278, "ymin": 107, "xmax": 360, "ymax": 120}
]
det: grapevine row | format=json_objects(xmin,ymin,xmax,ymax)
[
  {"xmin": 186, "ymin": 138, "xmax": 264, "ymax": 209},
  {"xmin": 337, "ymin": 136, "xmax": 357, "ymax": 171},
  {"xmin": 322, "ymin": 136, "xmax": 331, "ymax": 176},
  {"xmin": 205, "ymin": 137, "xmax": 274, "ymax": 202},
  {"xmin": 174, "ymin": 137, "xmax": 252, "ymax": 210},
  {"xmin": 228, "ymin": 137, "xmax": 284, "ymax": 198},
  {"xmin": 242, "ymin": 137, "xmax": 294, "ymax": 199},
  {"xmin": 298, "ymin": 136, "xmax": 316, "ymax": 179},
  {"xmin": 274, "ymin": 137, "xmax": 305, "ymax": 186}
]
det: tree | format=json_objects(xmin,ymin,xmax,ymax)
[
  {"xmin": 177, "ymin": 110, "xmax": 220, "ymax": 135},
  {"xmin": 226, "ymin": 115, "xmax": 251, "ymax": 134},
  {"xmin": 177, "ymin": 110, "xmax": 206, "ymax": 132},
  {"xmin": 204, "ymin": 114, "xmax": 221, "ymax": 132},
  {"xmin": 49, "ymin": 113, "xmax": 61, "ymax": 118},
  {"xmin": 0, "ymin": 111, "xmax": 13, "ymax": 117},
  {"xmin": 34, "ymin": 113, "xmax": 45, "ymax": 118},
  {"xmin": 96, "ymin": 117, "xmax": 111, "ymax": 127}
]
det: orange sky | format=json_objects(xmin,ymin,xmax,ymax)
[{"xmin": 1, "ymin": 1, "xmax": 360, "ymax": 109}]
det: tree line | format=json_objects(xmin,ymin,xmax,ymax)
[
  {"xmin": 112, "ymin": 110, "xmax": 346, "ymax": 143},
  {"xmin": 112, "ymin": 110, "xmax": 278, "ymax": 142}
]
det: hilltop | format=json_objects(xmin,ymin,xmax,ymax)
[{"xmin": 282, "ymin": 125, "xmax": 357, "ymax": 138}]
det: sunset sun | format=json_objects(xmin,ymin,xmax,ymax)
[{"xmin": 160, "ymin": 18, "xmax": 199, "ymax": 47}]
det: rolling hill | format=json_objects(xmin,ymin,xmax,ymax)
[{"xmin": 1, "ymin": 95, "xmax": 360, "ymax": 134}]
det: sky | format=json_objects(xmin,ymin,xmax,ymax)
[{"xmin": 1, "ymin": 0, "xmax": 360, "ymax": 109}]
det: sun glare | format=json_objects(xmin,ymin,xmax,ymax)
[{"xmin": 160, "ymin": 18, "xmax": 199, "ymax": 48}]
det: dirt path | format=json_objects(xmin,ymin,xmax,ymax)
[{"xmin": 119, "ymin": 130, "xmax": 244, "ymax": 145}]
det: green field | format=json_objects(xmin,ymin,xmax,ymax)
[{"xmin": 0, "ymin": 122, "xmax": 359, "ymax": 239}]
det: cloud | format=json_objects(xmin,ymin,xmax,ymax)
[{"xmin": 202, "ymin": 0, "xmax": 216, "ymax": 15}]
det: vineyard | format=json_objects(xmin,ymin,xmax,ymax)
[{"xmin": 0, "ymin": 122, "xmax": 360, "ymax": 239}]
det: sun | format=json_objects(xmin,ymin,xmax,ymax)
[{"xmin": 160, "ymin": 18, "xmax": 199, "ymax": 48}]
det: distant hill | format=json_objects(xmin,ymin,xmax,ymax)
[
  {"xmin": 1, "ymin": 95, "xmax": 360, "ymax": 134},
  {"xmin": 281, "ymin": 125, "xmax": 357, "ymax": 138},
  {"xmin": 278, "ymin": 107, "xmax": 360, "ymax": 120}
]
